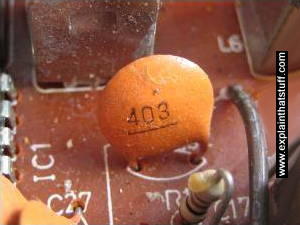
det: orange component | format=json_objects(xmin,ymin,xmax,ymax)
[
  {"xmin": 98, "ymin": 55, "xmax": 214, "ymax": 168},
  {"xmin": 0, "ymin": 176, "xmax": 27, "ymax": 225},
  {"xmin": 19, "ymin": 201, "xmax": 74, "ymax": 225},
  {"xmin": 0, "ymin": 175, "xmax": 76, "ymax": 225}
]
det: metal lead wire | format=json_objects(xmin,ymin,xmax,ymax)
[
  {"xmin": 228, "ymin": 85, "xmax": 269, "ymax": 225},
  {"xmin": 179, "ymin": 169, "xmax": 234, "ymax": 225}
]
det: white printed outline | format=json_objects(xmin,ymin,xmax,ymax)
[
  {"xmin": 32, "ymin": 71, "xmax": 105, "ymax": 94},
  {"xmin": 30, "ymin": 143, "xmax": 51, "ymax": 152},
  {"xmin": 104, "ymin": 144, "xmax": 207, "ymax": 182},
  {"xmin": 103, "ymin": 144, "xmax": 114, "ymax": 225},
  {"xmin": 126, "ymin": 157, "xmax": 206, "ymax": 182},
  {"xmin": 80, "ymin": 213, "xmax": 89, "ymax": 225}
]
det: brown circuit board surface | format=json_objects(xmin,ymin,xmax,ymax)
[{"xmin": 10, "ymin": 2, "xmax": 300, "ymax": 225}]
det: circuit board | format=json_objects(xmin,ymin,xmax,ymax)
[{"xmin": 11, "ymin": 2, "xmax": 300, "ymax": 225}]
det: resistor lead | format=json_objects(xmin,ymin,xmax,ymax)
[{"xmin": 179, "ymin": 169, "xmax": 234, "ymax": 225}]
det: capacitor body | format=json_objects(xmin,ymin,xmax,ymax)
[
  {"xmin": 0, "ymin": 176, "xmax": 27, "ymax": 225},
  {"xmin": 20, "ymin": 201, "xmax": 74, "ymax": 225},
  {"xmin": 98, "ymin": 55, "xmax": 214, "ymax": 163},
  {"xmin": 0, "ymin": 175, "xmax": 76, "ymax": 225}
]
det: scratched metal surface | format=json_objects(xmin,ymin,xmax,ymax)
[
  {"xmin": 27, "ymin": 0, "xmax": 160, "ymax": 85},
  {"xmin": 12, "ymin": 2, "xmax": 300, "ymax": 225}
]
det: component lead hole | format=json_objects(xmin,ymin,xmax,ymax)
[{"xmin": 189, "ymin": 155, "xmax": 204, "ymax": 165}]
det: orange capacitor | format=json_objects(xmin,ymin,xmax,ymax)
[
  {"xmin": 0, "ymin": 176, "xmax": 27, "ymax": 225},
  {"xmin": 19, "ymin": 201, "xmax": 74, "ymax": 225},
  {"xmin": 98, "ymin": 55, "xmax": 214, "ymax": 168},
  {"xmin": 0, "ymin": 175, "xmax": 76, "ymax": 225}
]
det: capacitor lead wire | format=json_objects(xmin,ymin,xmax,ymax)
[{"xmin": 227, "ymin": 85, "xmax": 269, "ymax": 225}]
